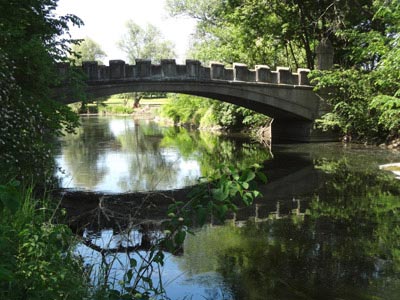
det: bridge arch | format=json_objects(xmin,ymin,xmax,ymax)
[{"xmin": 55, "ymin": 59, "xmax": 334, "ymax": 142}]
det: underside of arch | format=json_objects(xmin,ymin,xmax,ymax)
[{"xmin": 56, "ymin": 80, "xmax": 318, "ymax": 121}]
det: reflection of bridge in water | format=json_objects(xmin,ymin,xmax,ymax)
[
  {"xmin": 54, "ymin": 59, "xmax": 335, "ymax": 142},
  {"xmin": 61, "ymin": 150, "xmax": 323, "ymax": 253}
]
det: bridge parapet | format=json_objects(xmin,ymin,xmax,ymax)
[{"xmin": 58, "ymin": 59, "xmax": 311, "ymax": 86}]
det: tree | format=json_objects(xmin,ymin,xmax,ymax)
[
  {"xmin": 311, "ymin": 0, "xmax": 400, "ymax": 142},
  {"xmin": 168, "ymin": 0, "xmax": 383, "ymax": 69},
  {"xmin": 118, "ymin": 20, "xmax": 176, "ymax": 64},
  {"xmin": 70, "ymin": 37, "xmax": 106, "ymax": 65},
  {"xmin": 168, "ymin": 0, "xmax": 400, "ymax": 142},
  {"xmin": 0, "ymin": 0, "xmax": 82, "ymax": 182}
]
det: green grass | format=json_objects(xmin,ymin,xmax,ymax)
[
  {"xmin": 102, "ymin": 95, "xmax": 170, "ymax": 106},
  {"xmin": 68, "ymin": 95, "xmax": 170, "ymax": 115}
]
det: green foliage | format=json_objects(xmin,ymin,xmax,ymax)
[
  {"xmin": 309, "ymin": 1, "xmax": 400, "ymax": 142},
  {"xmin": 70, "ymin": 37, "xmax": 107, "ymax": 65},
  {"xmin": 160, "ymin": 94, "xmax": 211, "ymax": 124},
  {"xmin": 98, "ymin": 104, "xmax": 135, "ymax": 115},
  {"xmin": 311, "ymin": 56, "xmax": 400, "ymax": 142},
  {"xmin": 0, "ymin": 181, "xmax": 21, "ymax": 214},
  {"xmin": 169, "ymin": 0, "xmax": 385, "ymax": 68},
  {"xmin": 162, "ymin": 164, "xmax": 266, "ymax": 252},
  {"xmin": 0, "ymin": 0, "xmax": 82, "ymax": 182},
  {"xmin": 118, "ymin": 21, "xmax": 176, "ymax": 64},
  {"xmin": 169, "ymin": 0, "xmax": 400, "ymax": 143},
  {"xmin": 178, "ymin": 158, "xmax": 400, "ymax": 299},
  {"xmin": 0, "ymin": 182, "xmax": 88, "ymax": 300},
  {"xmin": 160, "ymin": 94, "xmax": 270, "ymax": 130},
  {"xmin": 82, "ymin": 163, "xmax": 266, "ymax": 300},
  {"xmin": 311, "ymin": 69, "xmax": 378, "ymax": 139},
  {"xmin": 369, "ymin": 95, "xmax": 400, "ymax": 135}
]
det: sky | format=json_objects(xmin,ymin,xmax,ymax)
[{"xmin": 56, "ymin": 0, "xmax": 197, "ymax": 63}]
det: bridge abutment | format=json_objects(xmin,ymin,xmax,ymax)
[{"xmin": 271, "ymin": 119, "xmax": 339, "ymax": 143}]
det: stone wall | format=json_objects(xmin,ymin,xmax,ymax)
[{"xmin": 58, "ymin": 59, "xmax": 311, "ymax": 86}]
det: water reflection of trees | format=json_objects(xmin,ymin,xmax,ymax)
[
  {"xmin": 114, "ymin": 120, "xmax": 181, "ymax": 191},
  {"xmin": 161, "ymin": 127, "xmax": 271, "ymax": 176},
  {"xmin": 60, "ymin": 117, "xmax": 113, "ymax": 189},
  {"xmin": 178, "ymin": 159, "xmax": 400, "ymax": 299},
  {"xmin": 59, "ymin": 118, "xmax": 271, "ymax": 192}
]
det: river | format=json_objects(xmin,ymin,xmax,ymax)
[{"xmin": 56, "ymin": 115, "xmax": 400, "ymax": 299}]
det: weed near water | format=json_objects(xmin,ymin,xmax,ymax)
[{"xmin": 0, "ymin": 181, "xmax": 88, "ymax": 300}]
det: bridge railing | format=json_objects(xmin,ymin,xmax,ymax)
[{"xmin": 57, "ymin": 59, "xmax": 311, "ymax": 86}]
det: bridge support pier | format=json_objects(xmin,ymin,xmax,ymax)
[{"xmin": 271, "ymin": 119, "xmax": 339, "ymax": 143}]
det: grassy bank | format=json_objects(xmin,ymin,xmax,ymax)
[
  {"xmin": 0, "ymin": 182, "xmax": 88, "ymax": 300},
  {"xmin": 69, "ymin": 95, "xmax": 170, "ymax": 115},
  {"xmin": 159, "ymin": 94, "xmax": 271, "ymax": 132}
]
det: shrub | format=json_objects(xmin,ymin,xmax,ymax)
[{"xmin": 0, "ymin": 182, "xmax": 88, "ymax": 300}]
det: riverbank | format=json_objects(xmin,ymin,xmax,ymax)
[
  {"xmin": 70, "ymin": 94, "xmax": 400, "ymax": 149},
  {"xmin": 70, "ymin": 94, "xmax": 272, "ymax": 143}
]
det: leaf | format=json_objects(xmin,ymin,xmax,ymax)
[
  {"xmin": 153, "ymin": 251, "xmax": 165, "ymax": 266},
  {"xmin": 256, "ymin": 172, "xmax": 267, "ymax": 183},
  {"xmin": 0, "ymin": 181, "xmax": 21, "ymax": 214},
  {"xmin": 253, "ymin": 190, "xmax": 262, "ymax": 198},
  {"xmin": 0, "ymin": 265, "xmax": 13, "ymax": 281},
  {"xmin": 212, "ymin": 187, "xmax": 228, "ymax": 202},
  {"xmin": 218, "ymin": 204, "xmax": 228, "ymax": 217},
  {"xmin": 129, "ymin": 258, "xmax": 137, "ymax": 268},
  {"xmin": 174, "ymin": 230, "xmax": 186, "ymax": 246},
  {"xmin": 244, "ymin": 171, "xmax": 256, "ymax": 182},
  {"xmin": 196, "ymin": 207, "xmax": 207, "ymax": 225},
  {"xmin": 126, "ymin": 269, "xmax": 133, "ymax": 282}
]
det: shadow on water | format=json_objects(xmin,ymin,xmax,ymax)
[{"xmin": 55, "ymin": 116, "xmax": 400, "ymax": 299}]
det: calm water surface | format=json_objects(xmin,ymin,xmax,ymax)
[
  {"xmin": 56, "ymin": 116, "xmax": 269, "ymax": 192},
  {"xmin": 57, "ymin": 116, "xmax": 400, "ymax": 299}
]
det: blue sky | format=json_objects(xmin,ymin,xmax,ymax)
[{"xmin": 56, "ymin": 0, "xmax": 197, "ymax": 63}]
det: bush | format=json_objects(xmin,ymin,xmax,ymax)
[
  {"xmin": 0, "ymin": 182, "xmax": 88, "ymax": 300},
  {"xmin": 160, "ymin": 94, "xmax": 270, "ymax": 130}
]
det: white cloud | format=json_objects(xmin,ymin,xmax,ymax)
[{"xmin": 57, "ymin": 0, "xmax": 197, "ymax": 63}]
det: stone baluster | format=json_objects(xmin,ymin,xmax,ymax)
[
  {"xmin": 109, "ymin": 60, "xmax": 125, "ymax": 79},
  {"xmin": 186, "ymin": 60, "xmax": 201, "ymax": 79},
  {"xmin": 224, "ymin": 68, "xmax": 233, "ymax": 80},
  {"xmin": 125, "ymin": 64, "xmax": 134, "ymax": 78},
  {"xmin": 277, "ymin": 67, "xmax": 292, "ymax": 84},
  {"xmin": 233, "ymin": 63, "xmax": 248, "ymax": 81},
  {"xmin": 151, "ymin": 64, "xmax": 162, "ymax": 78},
  {"xmin": 136, "ymin": 59, "xmax": 151, "ymax": 78},
  {"xmin": 210, "ymin": 62, "xmax": 225, "ymax": 80},
  {"xmin": 316, "ymin": 39, "xmax": 334, "ymax": 70},
  {"xmin": 161, "ymin": 59, "xmax": 177, "ymax": 78},
  {"xmin": 98, "ymin": 65, "xmax": 109, "ymax": 80},
  {"xmin": 256, "ymin": 65, "xmax": 271, "ymax": 82},
  {"xmin": 82, "ymin": 61, "xmax": 99, "ymax": 80},
  {"xmin": 297, "ymin": 68, "xmax": 310, "ymax": 85}
]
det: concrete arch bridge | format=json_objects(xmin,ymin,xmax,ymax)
[{"xmin": 55, "ymin": 59, "xmax": 333, "ymax": 142}]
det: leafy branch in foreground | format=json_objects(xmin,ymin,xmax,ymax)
[
  {"xmin": 0, "ymin": 181, "xmax": 88, "ymax": 300},
  {"xmin": 87, "ymin": 164, "xmax": 266, "ymax": 300},
  {"xmin": 161, "ymin": 163, "xmax": 267, "ymax": 257}
]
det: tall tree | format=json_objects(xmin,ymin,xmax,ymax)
[
  {"xmin": 118, "ymin": 20, "xmax": 176, "ymax": 64},
  {"xmin": 0, "ymin": 0, "xmax": 82, "ymax": 181},
  {"xmin": 168, "ymin": 0, "xmax": 384, "ymax": 69},
  {"xmin": 168, "ymin": 0, "xmax": 400, "ymax": 142},
  {"xmin": 70, "ymin": 37, "xmax": 106, "ymax": 65}
]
